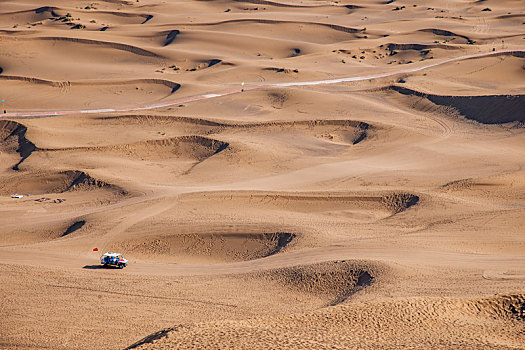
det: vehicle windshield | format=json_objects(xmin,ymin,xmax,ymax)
[{"xmin": 101, "ymin": 254, "xmax": 124, "ymax": 261}]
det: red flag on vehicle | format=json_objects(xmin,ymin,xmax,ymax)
[{"xmin": 93, "ymin": 247, "xmax": 98, "ymax": 251}]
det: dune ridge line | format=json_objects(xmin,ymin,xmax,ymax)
[{"xmin": 2, "ymin": 50, "xmax": 523, "ymax": 119}]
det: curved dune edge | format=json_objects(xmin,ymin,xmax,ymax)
[
  {"xmin": 37, "ymin": 37, "xmax": 164, "ymax": 58},
  {"xmin": 98, "ymin": 115, "xmax": 370, "ymax": 130},
  {"xmin": 232, "ymin": 0, "xmax": 362, "ymax": 10},
  {"xmin": 178, "ymin": 22, "xmax": 382, "ymax": 43},
  {"xmin": 0, "ymin": 170, "xmax": 125, "ymax": 196},
  {"xmin": 110, "ymin": 231, "xmax": 296, "ymax": 263},
  {"xmin": 41, "ymin": 135, "xmax": 229, "ymax": 162},
  {"xmin": 0, "ymin": 75, "xmax": 181, "ymax": 93},
  {"xmin": 180, "ymin": 191, "xmax": 419, "ymax": 214},
  {"xmin": 252, "ymin": 260, "xmax": 379, "ymax": 306},
  {"xmin": 175, "ymin": 18, "xmax": 365, "ymax": 34},
  {"xmin": 391, "ymin": 86, "xmax": 525, "ymax": 124},
  {"xmin": 384, "ymin": 42, "xmax": 462, "ymax": 53},
  {"xmin": 2, "ymin": 6, "xmax": 152, "ymax": 21},
  {"xmin": 125, "ymin": 293, "xmax": 525, "ymax": 350},
  {"xmin": 418, "ymin": 28, "xmax": 473, "ymax": 44},
  {"xmin": 96, "ymin": 116, "xmax": 371, "ymax": 145}
]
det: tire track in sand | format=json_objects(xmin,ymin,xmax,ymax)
[{"xmin": 2, "ymin": 50, "xmax": 523, "ymax": 119}]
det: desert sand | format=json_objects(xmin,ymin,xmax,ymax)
[{"xmin": 0, "ymin": 0, "xmax": 524, "ymax": 349}]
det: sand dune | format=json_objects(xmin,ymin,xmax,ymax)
[
  {"xmin": 0, "ymin": 119, "xmax": 38, "ymax": 171},
  {"xmin": 0, "ymin": 0, "xmax": 524, "ymax": 349},
  {"xmin": 113, "ymin": 231, "xmax": 295, "ymax": 263},
  {"xmin": 43, "ymin": 135, "xmax": 229, "ymax": 161},
  {"xmin": 392, "ymin": 86, "xmax": 524, "ymax": 124},
  {"xmin": 0, "ymin": 6, "xmax": 154, "ymax": 28},
  {"xmin": 0, "ymin": 170, "xmax": 123, "ymax": 196},
  {"xmin": 254, "ymin": 260, "xmax": 377, "ymax": 306},
  {"xmin": 40, "ymin": 36, "xmax": 163, "ymax": 57},
  {"xmin": 127, "ymin": 293, "xmax": 525, "ymax": 350},
  {"xmin": 180, "ymin": 191, "xmax": 419, "ymax": 215}
]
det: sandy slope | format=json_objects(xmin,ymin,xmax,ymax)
[{"xmin": 0, "ymin": 0, "xmax": 524, "ymax": 349}]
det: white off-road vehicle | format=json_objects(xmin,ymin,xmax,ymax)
[{"xmin": 100, "ymin": 252, "xmax": 128, "ymax": 269}]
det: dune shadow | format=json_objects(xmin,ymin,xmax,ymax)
[
  {"xmin": 62, "ymin": 220, "xmax": 85, "ymax": 237},
  {"xmin": 391, "ymin": 86, "xmax": 525, "ymax": 124}
]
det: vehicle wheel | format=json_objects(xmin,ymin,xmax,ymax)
[{"xmin": 119, "ymin": 264, "xmax": 125, "ymax": 269}]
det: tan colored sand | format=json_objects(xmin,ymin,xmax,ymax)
[{"xmin": 0, "ymin": 0, "xmax": 524, "ymax": 349}]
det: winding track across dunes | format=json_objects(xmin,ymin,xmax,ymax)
[{"xmin": 2, "ymin": 50, "xmax": 523, "ymax": 119}]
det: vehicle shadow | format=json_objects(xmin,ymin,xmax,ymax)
[
  {"xmin": 83, "ymin": 265, "xmax": 109, "ymax": 269},
  {"xmin": 83, "ymin": 264, "xmax": 124, "ymax": 269}
]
